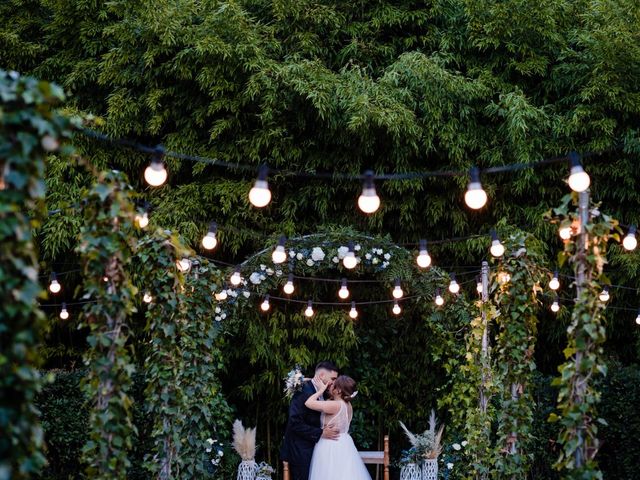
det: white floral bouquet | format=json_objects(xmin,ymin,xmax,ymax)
[
  {"xmin": 205, "ymin": 437, "xmax": 225, "ymax": 473},
  {"xmin": 284, "ymin": 365, "xmax": 305, "ymax": 399},
  {"xmin": 256, "ymin": 461, "xmax": 275, "ymax": 479}
]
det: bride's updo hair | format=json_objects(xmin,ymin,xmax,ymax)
[{"xmin": 332, "ymin": 375, "xmax": 357, "ymax": 403}]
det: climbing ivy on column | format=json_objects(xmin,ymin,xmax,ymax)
[
  {"xmin": 549, "ymin": 194, "xmax": 617, "ymax": 479},
  {"xmin": 491, "ymin": 231, "xmax": 546, "ymax": 477},
  {"xmin": 135, "ymin": 231, "xmax": 189, "ymax": 480},
  {"xmin": 77, "ymin": 170, "xmax": 139, "ymax": 479},
  {"xmin": 0, "ymin": 70, "xmax": 72, "ymax": 479}
]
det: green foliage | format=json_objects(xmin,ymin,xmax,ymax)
[
  {"xmin": 0, "ymin": 70, "xmax": 72, "ymax": 480},
  {"xmin": 549, "ymin": 194, "xmax": 617, "ymax": 479},
  {"xmin": 76, "ymin": 170, "xmax": 139, "ymax": 479}
]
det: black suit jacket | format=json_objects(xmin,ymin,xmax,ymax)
[{"xmin": 280, "ymin": 381, "xmax": 323, "ymax": 466}]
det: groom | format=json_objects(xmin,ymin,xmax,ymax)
[{"xmin": 281, "ymin": 361, "xmax": 340, "ymax": 480}]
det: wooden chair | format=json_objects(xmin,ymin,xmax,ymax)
[{"xmin": 283, "ymin": 435, "xmax": 389, "ymax": 480}]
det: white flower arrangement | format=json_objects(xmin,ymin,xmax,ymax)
[
  {"xmin": 284, "ymin": 366, "xmax": 305, "ymax": 399},
  {"xmin": 296, "ymin": 253, "xmax": 304, "ymax": 260},
  {"xmin": 256, "ymin": 461, "xmax": 275, "ymax": 479},
  {"xmin": 249, "ymin": 272, "xmax": 262, "ymax": 284},
  {"xmin": 243, "ymin": 291, "xmax": 251, "ymax": 298},
  {"xmin": 337, "ymin": 246, "xmax": 349, "ymax": 258},
  {"xmin": 306, "ymin": 259, "xmax": 314, "ymax": 266},
  {"xmin": 332, "ymin": 256, "xmax": 339, "ymax": 263},
  {"xmin": 206, "ymin": 438, "xmax": 225, "ymax": 468}
]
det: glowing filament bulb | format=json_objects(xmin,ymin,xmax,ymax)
[
  {"xmin": 551, "ymin": 298, "xmax": 560, "ymax": 313},
  {"xmin": 567, "ymin": 152, "xmax": 590, "ymax": 193},
  {"xmin": 490, "ymin": 230, "xmax": 505, "ymax": 257},
  {"xmin": 338, "ymin": 279, "xmax": 350, "ymax": 299},
  {"xmin": 202, "ymin": 221, "xmax": 218, "ymax": 250},
  {"xmin": 623, "ymin": 225, "xmax": 637, "ymax": 251},
  {"xmin": 176, "ymin": 258, "xmax": 191, "ymax": 272},
  {"xmin": 599, "ymin": 287, "xmax": 610, "ymax": 302},
  {"xmin": 143, "ymin": 292, "xmax": 153, "ymax": 303},
  {"xmin": 559, "ymin": 226, "xmax": 572, "ymax": 240},
  {"xmin": 144, "ymin": 154, "xmax": 168, "ymax": 187},
  {"xmin": 343, "ymin": 242, "xmax": 357, "ymax": 269},
  {"xmin": 249, "ymin": 165, "xmax": 271, "ymax": 208},
  {"xmin": 464, "ymin": 167, "xmax": 487, "ymax": 210},
  {"xmin": 549, "ymin": 271, "xmax": 560, "ymax": 291},
  {"xmin": 435, "ymin": 289, "xmax": 445, "ymax": 306},
  {"xmin": 636, "ymin": 310, "xmax": 640, "ymax": 325},
  {"xmin": 272, "ymin": 236, "xmax": 287, "ymax": 264},
  {"xmin": 416, "ymin": 239, "xmax": 431, "ymax": 268},
  {"xmin": 392, "ymin": 279, "xmax": 404, "ymax": 299},
  {"xmin": 283, "ymin": 273, "xmax": 295, "ymax": 295},
  {"xmin": 349, "ymin": 301, "xmax": 358, "ymax": 319},
  {"xmin": 59, "ymin": 303, "xmax": 69, "ymax": 320},
  {"xmin": 49, "ymin": 273, "xmax": 61, "ymax": 294},
  {"xmin": 357, "ymin": 170, "xmax": 380, "ymax": 214},
  {"xmin": 304, "ymin": 300, "xmax": 314, "ymax": 318},
  {"xmin": 261, "ymin": 295, "xmax": 270, "ymax": 312},
  {"xmin": 392, "ymin": 301, "xmax": 401, "ymax": 315},
  {"xmin": 476, "ymin": 278, "xmax": 483, "ymax": 294},
  {"xmin": 448, "ymin": 274, "xmax": 460, "ymax": 294},
  {"xmin": 230, "ymin": 268, "xmax": 242, "ymax": 286}
]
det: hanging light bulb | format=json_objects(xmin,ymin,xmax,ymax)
[
  {"xmin": 59, "ymin": 303, "xmax": 69, "ymax": 320},
  {"xmin": 599, "ymin": 287, "xmax": 610, "ymax": 302},
  {"xmin": 349, "ymin": 301, "xmax": 358, "ymax": 319},
  {"xmin": 338, "ymin": 279, "xmax": 350, "ymax": 299},
  {"xmin": 135, "ymin": 211, "xmax": 149, "ymax": 229},
  {"xmin": 476, "ymin": 276, "xmax": 483, "ymax": 294},
  {"xmin": 392, "ymin": 279, "xmax": 404, "ymax": 299},
  {"xmin": 260, "ymin": 295, "xmax": 271, "ymax": 312},
  {"xmin": 176, "ymin": 258, "xmax": 191, "ymax": 272},
  {"xmin": 144, "ymin": 152, "xmax": 168, "ymax": 187},
  {"xmin": 272, "ymin": 236, "xmax": 287, "ymax": 264},
  {"xmin": 567, "ymin": 152, "xmax": 590, "ymax": 193},
  {"xmin": 202, "ymin": 221, "xmax": 218, "ymax": 250},
  {"xmin": 230, "ymin": 267, "xmax": 242, "ymax": 286},
  {"xmin": 490, "ymin": 230, "xmax": 505, "ymax": 257},
  {"xmin": 215, "ymin": 289, "xmax": 228, "ymax": 301},
  {"xmin": 342, "ymin": 241, "xmax": 358, "ymax": 269},
  {"xmin": 392, "ymin": 301, "xmax": 401, "ymax": 315},
  {"xmin": 559, "ymin": 226, "xmax": 572, "ymax": 240},
  {"xmin": 551, "ymin": 297, "xmax": 560, "ymax": 313},
  {"xmin": 636, "ymin": 310, "xmax": 640, "ymax": 325},
  {"xmin": 464, "ymin": 167, "xmax": 487, "ymax": 210},
  {"xmin": 143, "ymin": 292, "xmax": 153, "ymax": 303},
  {"xmin": 448, "ymin": 274, "xmax": 460, "ymax": 294},
  {"xmin": 416, "ymin": 239, "xmax": 432, "ymax": 268},
  {"xmin": 623, "ymin": 225, "xmax": 637, "ymax": 251},
  {"xmin": 249, "ymin": 165, "xmax": 272, "ymax": 208},
  {"xmin": 357, "ymin": 170, "xmax": 380, "ymax": 214},
  {"xmin": 435, "ymin": 289, "xmax": 444, "ymax": 306},
  {"xmin": 49, "ymin": 272, "xmax": 61, "ymax": 294},
  {"xmin": 549, "ymin": 271, "xmax": 560, "ymax": 291},
  {"xmin": 283, "ymin": 273, "xmax": 295, "ymax": 295},
  {"xmin": 304, "ymin": 300, "xmax": 314, "ymax": 318}
]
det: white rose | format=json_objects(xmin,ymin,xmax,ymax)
[
  {"xmin": 372, "ymin": 258, "xmax": 379, "ymax": 264},
  {"xmin": 381, "ymin": 262, "xmax": 389, "ymax": 268},
  {"xmin": 296, "ymin": 253, "xmax": 303, "ymax": 260},
  {"xmin": 207, "ymin": 438, "xmax": 214, "ymax": 444},
  {"xmin": 447, "ymin": 463, "xmax": 453, "ymax": 470},
  {"xmin": 337, "ymin": 246, "xmax": 349, "ymax": 259},
  {"xmin": 354, "ymin": 244, "xmax": 361, "ymax": 251},
  {"xmin": 384, "ymin": 253, "xmax": 391, "ymax": 260},
  {"xmin": 214, "ymin": 316, "xmax": 221, "ymax": 321},
  {"xmin": 260, "ymin": 264, "xmax": 266, "ymax": 271},
  {"xmin": 206, "ymin": 448, "xmax": 212, "ymax": 453},
  {"xmin": 259, "ymin": 274, "xmax": 266, "ymax": 280},
  {"xmin": 221, "ymin": 313, "xmax": 227, "ymax": 319},
  {"xmin": 219, "ymin": 452, "xmax": 224, "ymax": 457},
  {"xmin": 249, "ymin": 272, "xmax": 262, "ymax": 284},
  {"xmin": 289, "ymin": 250, "xmax": 296, "ymax": 257},
  {"xmin": 332, "ymin": 256, "xmax": 339, "ymax": 263},
  {"xmin": 311, "ymin": 247, "xmax": 325, "ymax": 261},
  {"xmin": 306, "ymin": 259, "xmax": 314, "ymax": 266},
  {"xmin": 365, "ymin": 253, "xmax": 372, "ymax": 260},
  {"xmin": 229, "ymin": 290, "xmax": 237, "ymax": 298},
  {"xmin": 266, "ymin": 268, "xmax": 274, "ymax": 275},
  {"xmin": 452, "ymin": 443, "xmax": 461, "ymax": 451},
  {"xmin": 243, "ymin": 291, "xmax": 251, "ymax": 298},
  {"xmin": 461, "ymin": 440, "xmax": 468, "ymax": 447},
  {"xmin": 215, "ymin": 307, "xmax": 221, "ymax": 314},
  {"xmin": 275, "ymin": 270, "xmax": 283, "ymax": 277}
]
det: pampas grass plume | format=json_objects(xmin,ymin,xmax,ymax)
[{"xmin": 233, "ymin": 419, "xmax": 257, "ymax": 461}]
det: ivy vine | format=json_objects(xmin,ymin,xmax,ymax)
[
  {"xmin": 0, "ymin": 70, "xmax": 72, "ymax": 479},
  {"xmin": 77, "ymin": 170, "xmax": 139, "ymax": 479},
  {"xmin": 549, "ymin": 194, "xmax": 617, "ymax": 479}
]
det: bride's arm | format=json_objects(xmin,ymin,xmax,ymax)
[{"xmin": 305, "ymin": 396, "xmax": 341, "ymax": 414}]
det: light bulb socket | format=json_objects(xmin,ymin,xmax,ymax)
[
  {"xmin": 256, "ymin": 164, "xmax": 269, "ymax": 182},
  {"xmin": 341, "ymin": 278, "xmax": 348, "ymax": 288},
  {"xmin": 208, "ymin": 221, "xmax": 218, "ymax": 235},
  {"xmin": 629, "ymin": 225, "xmax": 637, "ymax": 236},
  {"xmin": 50, "ymin": 272, "xmax": 58, "ymax": 281},
  {"xmin": 490, "ymin": 229, "xmax": 500, "ymax": 242},
  {"xmin": 553, "ymin": 270, "xmax": 559, "ymax": 278},
  {"xmin": 395, "ymin": 278, "xmax": 401, "ymax": 287},
  {"xmin": 419, "ymin": 239, "xmax": 427, "ymax": 251},
  {"xmin": 347, "ymin": 241, "xmax": 355, "ymax": 253},
  {"xmin": 288, "ymin": 273, "xmax": 294, "ymax": 282},
  {"xmin": 264, "ymin": 294, "xmax": 270, "ymax": 302},
  {"xmin": 149, "ymin": 148, "xmax": 165, "ymax": 171},
  {"xmin": 61, "ymin": 302, "xmax": 67, "ymax": 309},
  {"xmin": 277, "ymin": 235, "xmax": 286, "ymax": 247},
  {"xmin": 450, "ymin": 273, "xmax": 456, "ymax": 282},
  {"xmin": 362, "ymin": 170, "xmax": 375, "ymax": 188},
  {"xmin": 568, "ymin": 152, "xmax": 583, "ymax": 171}
]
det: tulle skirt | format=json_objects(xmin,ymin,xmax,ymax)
[{"xmin": 309, "ymin": 433, "xmax": 372, "ymax": 480}]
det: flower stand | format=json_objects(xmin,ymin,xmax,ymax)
[
  {"xmin": 237, "ymin": 460, "xmax": 256, "ymax": 480},
  {"xmin": 421, "ymin": 458, "xmax": 438, "ymax": 480},
  {"xmin": 400, "ymin": 462, "xmax": 421, "ymax": 480}
]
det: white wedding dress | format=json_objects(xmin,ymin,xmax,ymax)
[{"xmin": 308, "ymin": 400, "xmax": 372, "ymax": 480}]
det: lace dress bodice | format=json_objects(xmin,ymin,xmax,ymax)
[{"xmin": 321, "ymin": 401, "xmax": 352, "ymax": 434}]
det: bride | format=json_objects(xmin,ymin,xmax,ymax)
[{"xmin": 305, "ymin": 375, "xmax": 372, "ymax": 480}]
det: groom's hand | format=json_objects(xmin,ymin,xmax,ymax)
[{"xmin": 321, "ymin": 425, "xmax": 340, "ymax": 441}]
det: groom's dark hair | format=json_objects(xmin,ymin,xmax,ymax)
[{"xmin": 315, "ymin": 361, "xmax": 339, "ymax": 373}]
